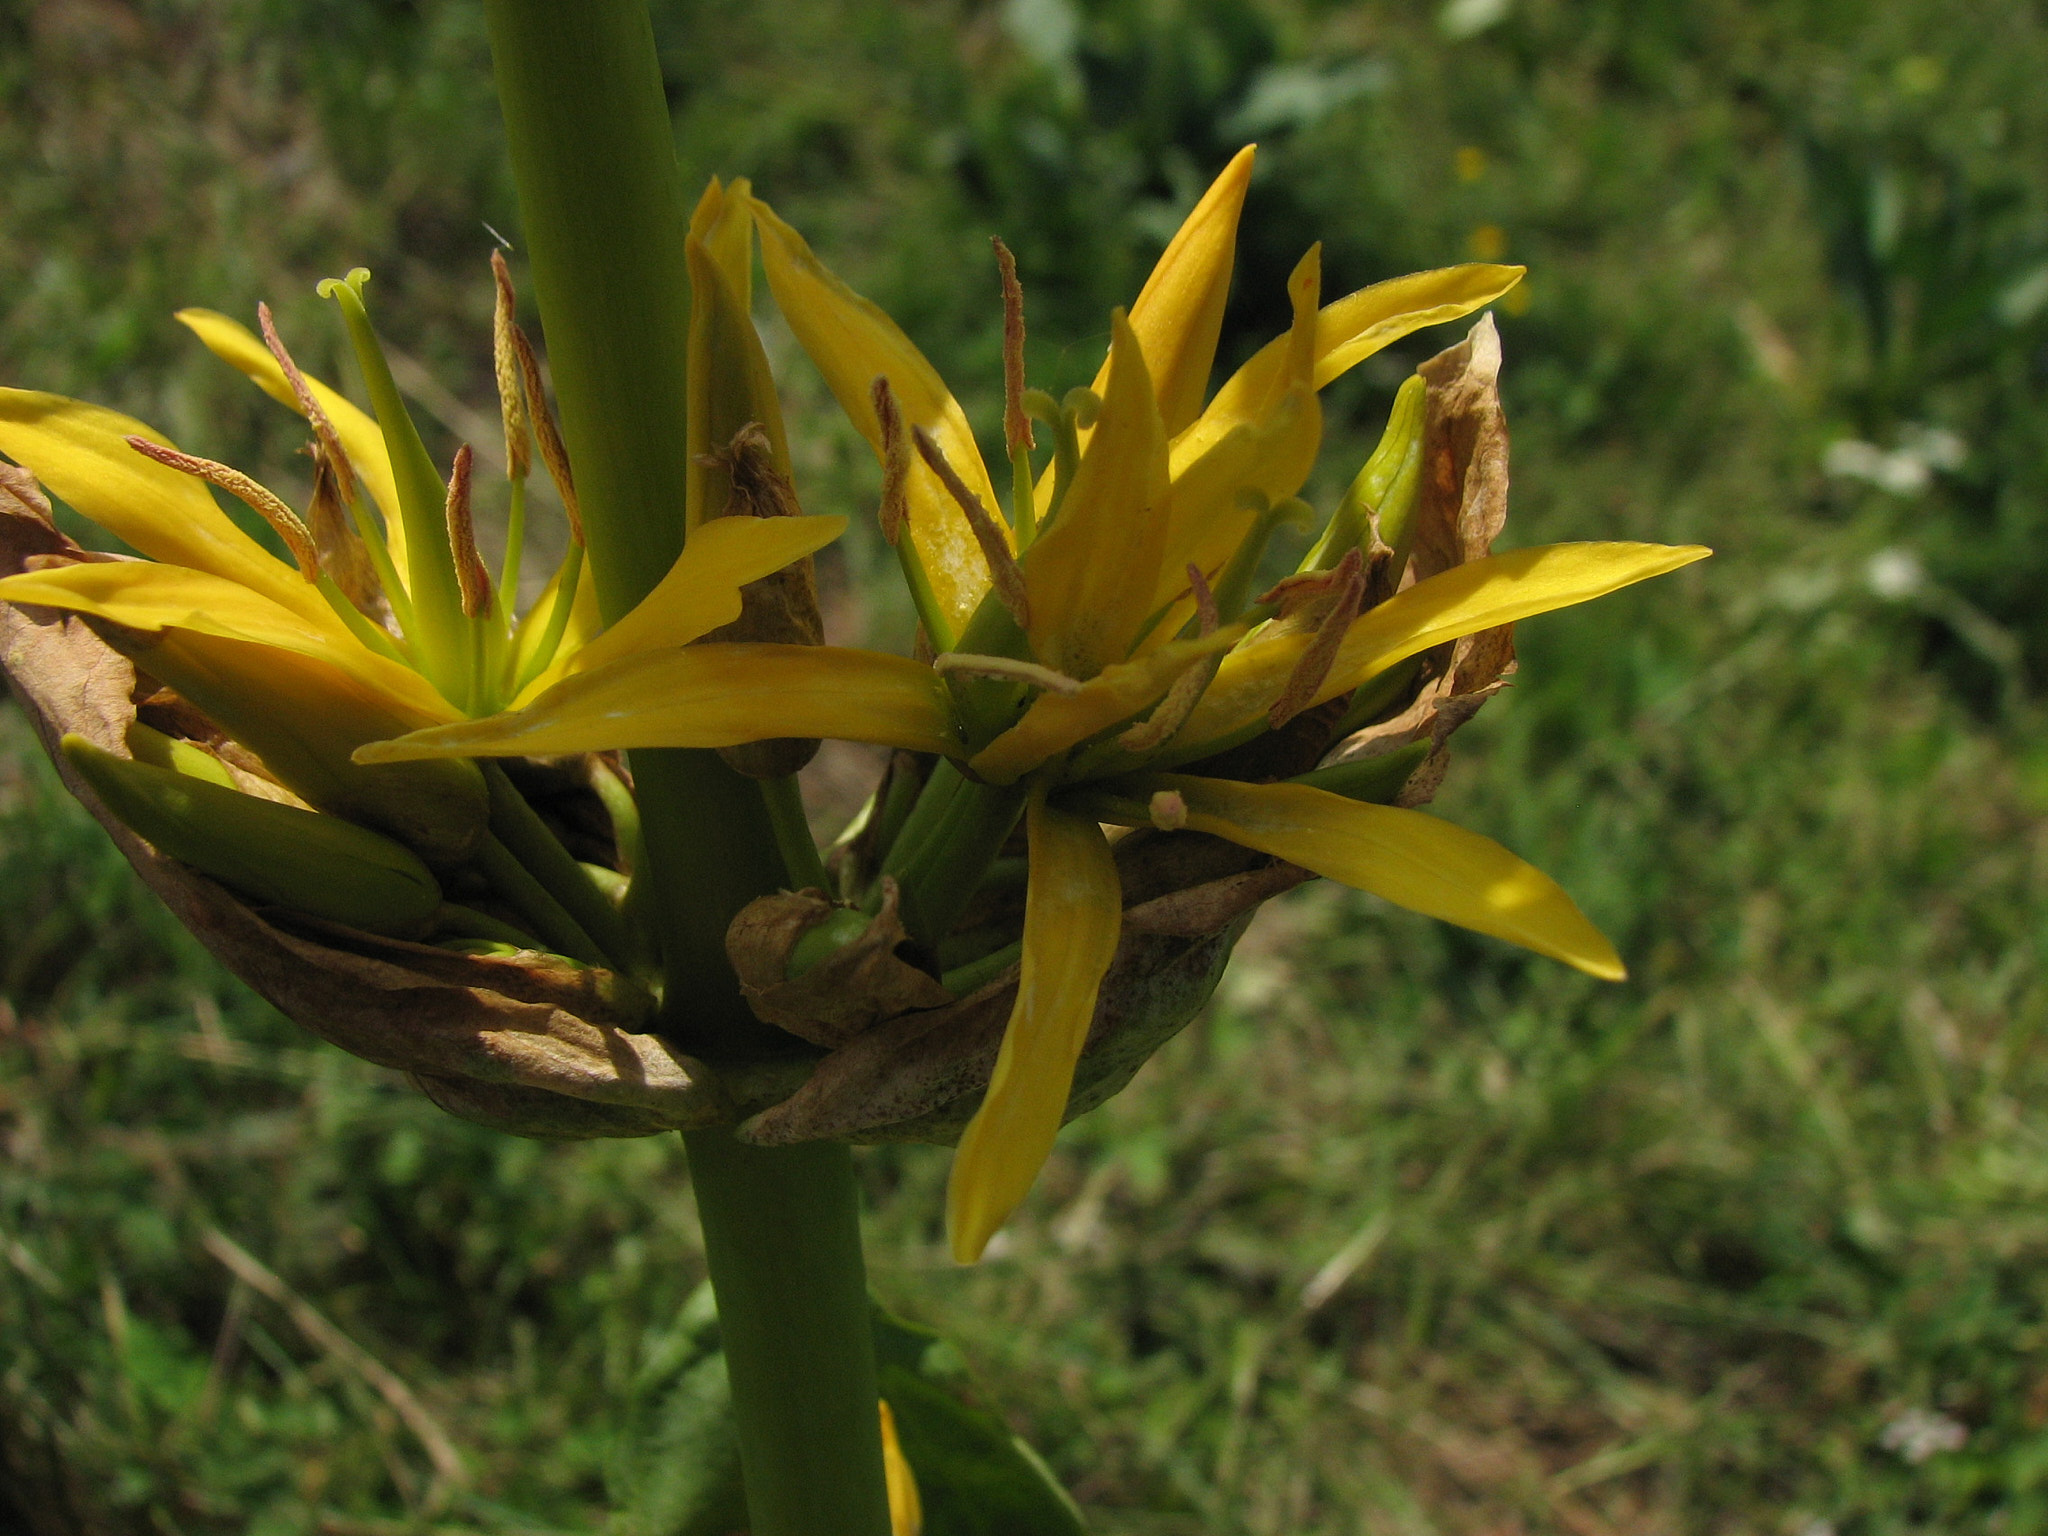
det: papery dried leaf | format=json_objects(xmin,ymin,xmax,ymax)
[
  {"xmin": 0, "ymin": 503, "xmax": 723, "ymax": 1140},
  {"xmin": 727, "ymin": 878, "xmax": 953, "ymax": 1048}
]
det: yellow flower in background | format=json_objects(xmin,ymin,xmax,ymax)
[{"xmin": 360, "ymin": 148, "xmax": 1710, "ymax": 1260}]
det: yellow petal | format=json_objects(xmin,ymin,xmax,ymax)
[
  {"xmin": 1020, "ymin": 310, "xmax": 1170, "ymax": 678},
  {"xmin": 1145, "ymin": 245, "xmax": 1324, "ymax": 621},
  {"xmin": 967, "ymin": 625, "xmax": 1246, "ymax": 785},
  {"xmin": 174, "ymin": 308, "xmax": 408, "ymax": 580},
  {"xmin": 357, "ymin": 643, "xmax": 957, "ymax": 763},
  {"xmin": 0, "ymin": 561, "xmax": 455, "ymax": 723},
  {"xmin": 878, "ymin": 1400, "xmax": 923, "ymax": 1536},
  {"xmin": 1103, "ymin": 145, "xmax": 1257, "ymax": 437},
  {"xmin": 1175, "ymin": 541, "xmax": 1711, "ymax": 753},
  {"xmin": 947, "ymin": 791, "xmax": 1121, "ymax": 1262},
  {"xmin": 0, "ymin": 390, "xmax": 340, "ymax": 629},
  {"xmin": 749, "ymin": 196, "xmax": 1001, "ymax": 634},
  {"xmin": 1157, "ymin": 773, "xmax": 1624, "ymax": 979},
  {"xmin": 543, "ymin": 514, "xmax": 847, "ymax": 686},
  {"xmin": 1191, "ymin": 264, "xmax": 1525, "ymax": 451}
]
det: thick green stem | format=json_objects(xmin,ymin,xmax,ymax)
[
  {"xmin": 485, "ymin": 7, "xmax": 891, "ymax": 1533},
  {"xmin": 685, "ymin": 1134, "xmax": 893, "ymax": 1536}
]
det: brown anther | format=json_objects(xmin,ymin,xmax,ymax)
[
  {"xmin": 1148, "ymin": 790, "xmax": 1188, "ymax": 831},
  {"xmin": 1116, "ymin": 650, "xmax": 1223, "ymax": 753},
  {"xmin": 443, "ymin": 445, "xmax": 490, "ymax": 619},
  {"xmin": 1267, "ymin": 548, "xmax": 1365, "ymax": 730},
  {"xmin": 931, "ymin": 652, "xmax": 1082, "ymax": 695},
  {"xmin": 993, "ymin": 237, "xmax": 1034, "ymax": 457},
  {"xmin": 870, "ymin": 376, "xmax": 910, "ymax": 546},
  {"xmin": 912, "ymin": 424, "xmax": 1030, "ymax": 630},
  {"xmin": 490, "ymin": 251, "xmax": 532, "ymax": 482},
  {"xmin": 257, "ymin": 301, "xmax": 358, "ymax": 507},
  {"xmin": 696, "ymin": 423, "xmax": 803, "ymax": 520},
  {"xmin": 1187, "ymin": 563, "xmax": 1220, "ymax": 635},
  {"xmin": 126, "ymin": 436, "xmax": 320, "ymax": 582},
  {"xmin": 510, "ymin": 324, "xmax": 582, "ymax": 543}
]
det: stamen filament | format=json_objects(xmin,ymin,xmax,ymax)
[
  {"xmin": 125, "ymin": 437, "xmax": 319, "ymax": 581},
  {"xmin": 912, "ymin": 425, "xmax": 1029, "ymax": 630},
  {"xmin": 316, "ymin": 575, "xmax": 409, "ymax": 664},
  {"xmin": 932, "ymin": 653, "xmax": 1082, "ymax": 694}
]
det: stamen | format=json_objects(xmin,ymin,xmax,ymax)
[
  {"xmin": 1116, "ymin": 651, "xmax": 1223, "ymax": 752},
  {"xmin": 912, "ymin": 424, "xmax": 1030, "ymax": 630},
  {"xmin": 257, "ymin": 301, "xmax": 358, "ymax": 506},
  {"xmin": 510, "ymin": 323, "xmax": 582, "ymax": 544},
  {"xmin": 1267, "ymin": 548, "xmax": 1365, "ymax": 730},
  {"xmin": 870, "ymin": 376, "xmax": 911, "ymax": 545},
  {"xmin": 126, "ymin": 436, "xmax": 318, "ymax": 581},
  {"xmin": 1148, "ymin": 790, "xmax": 1188, "ymax": 831},
  {"xmin": 490, "ymin": 251, "xmax": 531, "ymax": 482},
  {"xmin": 932, "ymin": 652, "xmax": 1081, "ymax": 695},
  {"xmin": 443, "ymin": 444, "xmax": 491, "ymax": 619},
  {"xmin": 992, "ymin": 238, "xmax": 1033, "ymax": 456}
]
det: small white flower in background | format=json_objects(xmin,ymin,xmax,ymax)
[
  {"xmin": 1879, "ymin": 1407, "xmax": 1968, "ymax": 1464},
  {"xmin": 1823, "ymin": 425, "xmax": 1966, "ymax": 496},
  {"xmin": 1865, "ymin": 547, "xmax": 1926, "ymax": 600}
]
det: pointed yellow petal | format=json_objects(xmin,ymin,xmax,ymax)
[
  {"xmin": 1105, "ymin": 145, "xmax": 1257, "ymax": 436},
  {"xmin": 1175, "ymin": 541, "xmax": 1711, "ymax": 753},
  {"xmin": 1192, "ymin": 264, "xmax": 1525, "ymax": 450},
  {"xmin": 1157, "ymin": 773, "xmax": 1624, "ymax": 979},
  {"xmin": 1146, "ymin": 245, "xmax": 1324, "ymax": 622},
  {"xmin": 0, "ymin": 389, "xmax": 339, "ymax": 628},
  {"xmin": 546, "ymin": 514, "xmax": 847, "ymax": 685},
  {"xmin": 174, "ymin": 308, "xmax": 407, "ymax": 577},
  {"xmin": 357, "ymin": 643, "xmax": 956, "ymax": 763},
  {"xmin": 968, "ymin": 625, "xmax": 1246, "ymax": 785},
  {"xmin": 878, "ymin": 1400, "xmax": 924, "ymax": 1536},
  {"xmin": 948, "ymin": 792, "xmax": 1121, "ymax": 1262},
  {"xmin": 749, "ymin": 196, "xmax": 1001, "ymax": 634},
  {"xmin": 0, "ymin": 562, "xmax": 455, "ymax": 722},
  {"xmin": 1020, "ymin": 311, "xmax": 1170, "ymax": 678}
]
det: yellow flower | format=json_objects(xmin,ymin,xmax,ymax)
[
  {"xmin": 360, "ymin": 149, "xmax": 1709, "ymax": 1259},
  {"xmin": 0, "ymin": 257, "xmax": 844, "ymax": 859}
]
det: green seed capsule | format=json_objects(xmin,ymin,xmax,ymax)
[{"xmin": 61, "ymin": 734, "xmax": 442, "ymax": 937}]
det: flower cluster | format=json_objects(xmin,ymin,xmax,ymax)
[{"xmin": 355, "ymin": 149, "xmax": 1708, "ymax": 1260}]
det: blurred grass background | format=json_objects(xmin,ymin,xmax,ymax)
[{"xmin": 4, "ymin": 0, "xmax": 2048, "ymax": 1531}]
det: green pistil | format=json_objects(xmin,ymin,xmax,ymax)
[
  {"xmin": 1306, "ymin": 374, "xmax": 1424, "ymax": 573},
  {"xmin": 319, "ymin": 269, "xmax": 467, "ymax": 701},
  {"xmin": 1023, "ymin": 386, "xmax": 1098, "ymax": 538}
]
